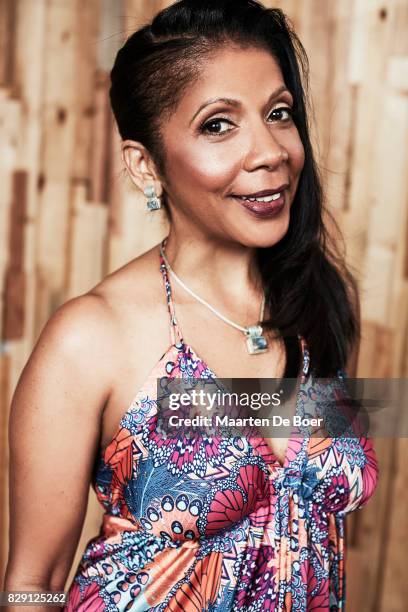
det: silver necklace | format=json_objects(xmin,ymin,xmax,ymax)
[{"xmin": 160, "ymin": 242, "xmax": 269, "ymax": 355}]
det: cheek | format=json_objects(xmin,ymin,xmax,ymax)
[
  {"xmin": 164, "ymin": 142, "xmax": 239, "ymax": 194},
  {"xmin": 288, "ymin": 133, "xmax": 305, "ymax": 175}
]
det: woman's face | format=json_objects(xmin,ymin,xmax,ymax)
[{"xmin": 159, "ymin": 45, "xmax": 305, "ymax": 248}]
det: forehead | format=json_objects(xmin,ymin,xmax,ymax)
[{"xmin": 175, "ymin": 45, "xmax": 287, "ymax": 115}]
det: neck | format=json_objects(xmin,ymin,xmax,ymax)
[{"xmin": 162, "ymin": 228, "xmax": 264, "ymax": 321}]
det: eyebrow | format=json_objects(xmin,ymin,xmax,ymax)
[{"xmin": 189, "ymin": 84, "xmax": 291, "ymax": 125}]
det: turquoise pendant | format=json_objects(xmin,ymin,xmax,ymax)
[{"xmin": 245, "ymin": 325, "xmax": 268, "ymax": 354}]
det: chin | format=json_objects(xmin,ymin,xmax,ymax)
[
  {"xmin": 241, "ymin": 233, "xmax": 288, "ymax": 249},
  {"xmin": 229, "ymin": 215, "xmax": 290, "ymax": 249}
]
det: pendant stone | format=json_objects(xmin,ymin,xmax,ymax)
[{"xmin": 245, "ymin": 325, "xmax": 268, "ymax": 354}]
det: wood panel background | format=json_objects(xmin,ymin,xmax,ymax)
[{"xmin": 1, "ymin": 0, "xmax": 407, "ymax": 609}]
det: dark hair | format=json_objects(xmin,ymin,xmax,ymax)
[{"xmin": 110, "ymin": 0, "xmax": 359, "ymax": 378}]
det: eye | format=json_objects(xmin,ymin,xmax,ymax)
[
  {"xmin": 268, "ymin": 106, "xmax": 294, "ymax": 123},
  {"xmin": 199, "ymin": 117, "xmax": 234, "ymax": 135}
]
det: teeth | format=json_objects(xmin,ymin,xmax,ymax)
[{"xmin": 238, "ymin": 193, "xmax": 282, "ymax": 202}]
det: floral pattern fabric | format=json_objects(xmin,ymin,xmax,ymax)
[{"xmin": 64, "ymin": 241, "xmax": 379, "ymax": 611}]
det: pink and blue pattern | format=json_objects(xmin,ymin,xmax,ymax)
[{"xmin": 64, "ymin": 242, "xmax": 379, "ymax": 611}]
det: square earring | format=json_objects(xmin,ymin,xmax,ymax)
[{"xmin": 144, "ymin": 185, "xmax": 161, "ymax": 211}]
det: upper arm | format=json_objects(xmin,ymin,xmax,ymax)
[{"xmin": 5, "ymin": 294, "xmax": 118, "ymax": 590}]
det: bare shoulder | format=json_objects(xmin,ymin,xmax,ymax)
[
  {"xmin": 40, "ymin": 291, "xmax": 116, "ymax": 348},
  {"xmin": 38, "ymin": 242, "xmax": 161, "ymax": 361},
  {"xmin": 85, "ymin": 242, "xmax": 166, "ymax": 347},
  {"xmin": 9, "ymin": 293, "xmax": 119, "ymax": 448},
  {"xmin": 12, "ymin": 241, "xmax": 165, "ymax": 427},
  {"xmin": 30, "ymin": 291, "xmax": 119, "ymax": 389},
  {"xmin": 90, "ymin": 242, "xmax": 162, "ymax": 313}
]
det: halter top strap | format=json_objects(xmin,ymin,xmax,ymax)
[
  {"xmin": 159, "ymin": 238, "xmax": 184, "ymax": 346},
  {"xmin": 299, "ymin": 335, "xmax": 311, "ymax": 383}
]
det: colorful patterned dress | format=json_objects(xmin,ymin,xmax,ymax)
[{"xmin": 64, "ymin": 240, "xmax": 379, "ymax": 611}]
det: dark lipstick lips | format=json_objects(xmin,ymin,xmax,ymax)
[
  {"xmin": 232, "ymin": 184, "xmax": 289, "ymax": 198},
  {"xmin": 232, "ymin": 188, "xmax": 287, "ymax": 219}
]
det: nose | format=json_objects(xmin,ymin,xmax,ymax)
[{"xmin": 242, "ymin": 122, "xmax": 289, "ymax": 172}]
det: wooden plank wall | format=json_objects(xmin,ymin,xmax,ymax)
[{"xmin": 1, "ymin": 1, "xmax": 407, "ymax": 608}]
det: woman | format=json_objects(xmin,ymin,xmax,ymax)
[{"xmin": 5, "ymin": 0, "xmax": 378, "ymax": 610}]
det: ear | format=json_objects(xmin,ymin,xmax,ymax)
[{"xmin": 121, "ymin": 140, "xmax": 163, "ymax": 197}]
